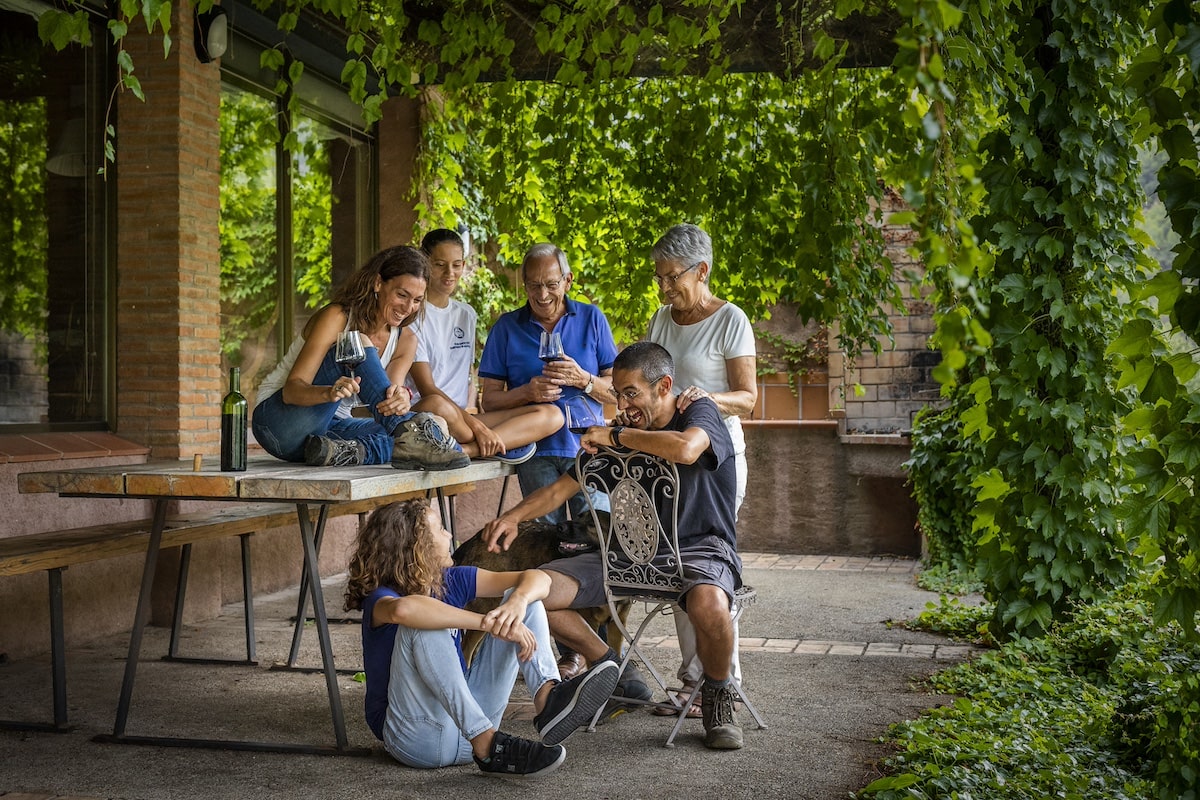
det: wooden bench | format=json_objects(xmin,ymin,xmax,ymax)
[{"xmin": 0, "ymin": 486, "xmax": 470, "ymax": 733}]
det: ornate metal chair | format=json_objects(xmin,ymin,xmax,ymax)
[{"xmin": 576, "ymin": 446, "xmax": 766, "ymax": 746}]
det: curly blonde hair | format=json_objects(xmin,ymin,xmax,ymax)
[
  {"xmin": 343, "ymin": 499, "xmax": 446, "ymax": 611},
  {"xmin": 331, "ymin": 246, "xmax": 430, "ymax": 333}
]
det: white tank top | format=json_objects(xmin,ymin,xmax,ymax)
[{"xmin": 255, "ymin": 326, "xmax": 401, "ymax": 419}]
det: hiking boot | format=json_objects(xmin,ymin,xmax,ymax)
[
  {"xmin": 535, "ymin": 657, "xmax": 620, "ymax": 745},
  {"xmin": 474, "ymin": 730, "xmax": 565, "ymax": 778},
  {"xmin": 391, "ymin": 412, "xmax": 470, "ymax": 471},
  {"xmin": 304, "ymin": 435, "xmax": 364, "ymax": 467},
  {"xmin": 701, "ymin": 680, "xmax": 744, "ymax": 750}
]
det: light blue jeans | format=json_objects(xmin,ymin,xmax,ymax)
[
  {"xmin": 516, "ymin": 455, "xmax": 610, "ymax": 524},
  {"xmin": 251, "ymin": 345, "xmax": 411, "ymax": 464},
  {"xmin": 381, "ymin": 599, "xmax": 560, "ymax": 768}
]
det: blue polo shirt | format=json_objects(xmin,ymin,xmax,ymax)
[{"xmin": 479, "ymin": 298, "xmax": 618, "ymax": 458}]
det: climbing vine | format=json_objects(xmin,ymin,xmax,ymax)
[{"xmin": 33, "ymin": 0, "xmax": 1200, "ymax": 639}]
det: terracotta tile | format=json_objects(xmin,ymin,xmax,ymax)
[
  {"xmin": 761, "ymin": 384, "xmax": 799, "ymax": 420},
  {"xmin": 73, "ymin": 432, "xmax": 151, "ymax": 456},
  {"xmin": 25, "ymin": 433, "xmax": 107, "ymax": 458},
  {"xmin": 800, "ymin": 385, "xmax": 829, "ymax": 419},
  {"xmin": 0, "ymin": 436, "xmax": 59, "ymax": 462}
]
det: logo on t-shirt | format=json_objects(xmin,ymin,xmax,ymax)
[
  {"xmin": 453, "ymin": 326, "xmax": 466, "ymax": 340},
  {"xmin": 451, "ymin": 325, "xmax": 470, "ymax": 351}
]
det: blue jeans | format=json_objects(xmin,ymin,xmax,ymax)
[
  {"xmin": 516, "ymin": 455, "xmax": 609, "ymax": 524},
  {"xmin": 251, "ymin": 345, "xmax": 410, "ymax": 465},
  {"xmin": 381, "ymin": 599, "xmax": 560, "ymax": 768}
]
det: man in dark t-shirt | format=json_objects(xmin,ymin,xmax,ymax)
[{"xmin": 482, "ymin": 341, "xmax": 746, "ymax": 751}]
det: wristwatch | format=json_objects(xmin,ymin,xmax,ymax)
[
  {"xmin": 611, "ymin": 426, "xmax": 625, "ymax": 447},
  {"xmin": 583, "ymin": 374, "xmax": 595, "ymax": 395}
]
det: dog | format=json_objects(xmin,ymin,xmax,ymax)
[{"xmin": 451, "ymin": 512, "xmax": 630, "ymax": 666}]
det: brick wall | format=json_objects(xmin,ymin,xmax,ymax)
[
  {"xmin": 116, "ymin": 5, "xmax": 223, "ymax": 458},
  {"xmin": 827, "ymin": 192, "xmax": 941, "ymax": 434}
]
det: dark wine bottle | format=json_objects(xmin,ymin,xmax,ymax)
[{"xmin": 220, "ymin": 367, "xmax": 247, "ymax": 472}]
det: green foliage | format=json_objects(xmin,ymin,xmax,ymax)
[
  {"xmin": 861, "ymin": 576, "xmax": 1199, "ymax": 800},
  {"xmin": 754, "ymin": 328, "xmax": 828, "ymax": 393},
  {"xmin": 0, "ymin": 92, "xmax": 48, "ymax": 350},
  {"xmin": 898, "ymin": 0, "xmax": 1162, "ymax": 639},
  {"xmin": 1105, "ymin": 0, "xmax": 1200, "ymax": 636},
  {"xmin": 914, "ymin": 563, "xmax": 985, "ymax": 597},
  {"xmin": 218, "ymin": 90, "xmax": 333, "ymax": 363},
  {"xmin": 906, "ymin": 398, "xmax": 982, "ymax": 571},
  {"xmin": 417, "ymin": 71, "xmax": 907, "ymax": 352},
  {"xmin": 904, "ymin": 595, "xmax": 993, "ymax": 646}
]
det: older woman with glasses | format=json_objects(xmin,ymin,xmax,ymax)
[{"xmin": 645, "ymin": 222, "xmax": 757, "ymax": 717}]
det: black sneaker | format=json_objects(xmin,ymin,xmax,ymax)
[
  {"xmin": 304, "ymin": 435, "xmax": 365, "ymax": 467},
  {"xmin": 391, "ymin": 412, "xmax": 471, "ymax": 471},
  {"xmin": 474, "ymin": 730, "xmax": 566, "ymax": 778},
  {"xmin": 701, "ymin": 680, "xmax": 744, "ymax": 750},
  {"xmin": 534, "ymin": 658, "xmax": 620, "ymax": 745},
  {"xmin": 598, "ymin": 661, "xmax": 654, "ymax": 722},
  {"xmin": 614, "ymin": 662, "xmax": 654, "ymax": 702}
]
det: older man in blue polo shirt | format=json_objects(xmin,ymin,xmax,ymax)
[{"xmin": 478, "ymin": 243, "xmax": 618, "ymax": 523}]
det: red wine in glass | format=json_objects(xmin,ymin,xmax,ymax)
[
  {"xmin": 335, "ymin": 330, "xmax": 367, "ymax": 407},
  {"xmin": 565, "ymin": 396, "xmax": 602, "ymax": 435},
  {"xmin": 539, "ymin": 331, "xmax": 564, "ymax": 363}
]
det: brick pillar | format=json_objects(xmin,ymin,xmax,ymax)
[
  {"xmin": 377, "ymin": 94, "xmax": 425, "ymax": 247},
  {"xmin": 116, "ymin": 6, "xmax": 222, "ymax": 459}
]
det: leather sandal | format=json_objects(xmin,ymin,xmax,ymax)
[{"xmin": 651, "ymin": 684, "xmax": 702, "ymax": 718}]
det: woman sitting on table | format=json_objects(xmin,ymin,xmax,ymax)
[
  {"xmin": 252, "ymin": 245, "xmax": 468, "ymax": 471},
  {"xmin": 344, "ymin": 498, "xmax": 618, "ymax": 776}
]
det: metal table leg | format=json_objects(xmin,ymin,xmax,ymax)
[
  {"xmin": 94, "ymin": 499, "xmax": 368, "ymax": 756},
  {"xmin": 0, "ymin": 567, "xmax": 73, "ymax": 733}
]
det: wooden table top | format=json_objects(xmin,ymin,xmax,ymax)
[{"xmin": 17, "ymin": 456, "xmax": 514, "ymax": 503}]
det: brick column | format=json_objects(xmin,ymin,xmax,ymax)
[
  {"xmin": 116, "ymin": 5, "xmax": 222, "ymax": 459},
  {"xmin": 377, "ymin": 93, "xmax": 425, "ymax": 247}
]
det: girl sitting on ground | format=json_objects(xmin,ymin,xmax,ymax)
[{"xmin": 343, "ymin": 499, "xmax": 618, "ymax": 776}]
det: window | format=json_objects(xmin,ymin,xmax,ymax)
[
  {"xmin": 0, "ymin": 6, "xmax": 110, "ymax": 429},
  {"xmin": 219, "ymin": 57, "xmax": 375, "ymax": 410}
]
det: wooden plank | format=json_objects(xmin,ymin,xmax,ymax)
[
  {"xmin": 0, "ymin": 520, "xmax": 152, "ymax": 575},
  {"xmin": 17, "ymin": 467, "xmax": 127, "ymax": 496},
  {"xmin": 237, "ymin": 460, "xmax": 510, "ymax": 502},
  {"xmin": 0, "ymin": 482, "xmax": 483, "ymax": 577}
]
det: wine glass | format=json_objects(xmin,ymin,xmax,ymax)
[
  {"xmin": 564, "ymin": 394, "xmax": 604, "ymax": 435},
  {"xmin": 538, "ymin": 331, "xmax": 564, "ymax": 364},
  {"xmin": 335, "ymin": 330, "xmax": 367, "ymax": 407}
]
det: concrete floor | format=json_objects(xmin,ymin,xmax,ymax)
[{"xmin": 0, "ymin": 553, "xmax": 977, "ymax": 800}]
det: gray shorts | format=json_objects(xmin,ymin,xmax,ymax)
[{"xmin": 541, "ymin": 536, "xmax": 742, "ymax": 610}]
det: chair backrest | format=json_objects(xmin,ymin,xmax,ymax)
[{"xmin": 576, "ymin": 446, "xmax": 684, "ymax": 596}]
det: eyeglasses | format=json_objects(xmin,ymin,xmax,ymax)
[
  {"xmin": 524, "ymin": 279, "xmax": 564, "ymax": 292},
  {"xmin": 653, "ymin": 261, "xmax": 701, "ymax": 287},
  {"xmin": 609, "ymin": 376, "xmax": 663, "ymax": 402}
]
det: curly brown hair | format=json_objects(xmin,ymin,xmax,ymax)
[
  {"xmin": 330, "ymin": 245, "xmax": 430, "ymax": 333},
  {"xmin": 343, "ymin": 499, "xmax": 446, "ymax": 611}
]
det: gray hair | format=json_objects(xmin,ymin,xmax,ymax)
[
  {"xmin": 650, "ymin": 224, "xmax": 713, "ymax": 278},
  {"xmin": 521, "ymin": 243, "xmax": 571, "ymax": 281}
]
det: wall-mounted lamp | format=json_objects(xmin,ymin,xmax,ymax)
[
  {"xmin": 194, "ymin": 5, "xmax": 228, "ymax": 63},
  {"xmin": 46, "ymin": 117, "xmax": 88, "ymax": 177}
]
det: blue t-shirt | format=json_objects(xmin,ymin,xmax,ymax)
[
  {"xmin": 576, "ymin": 398, "xmax": 739, "ymax": 553},
  {"xmin": 360, "ymin": 565, "xmax": 478, "ymax": 741},
  {"xmin": 478, "ymin": 298, "xmax": 618, "ymax": 458}
]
